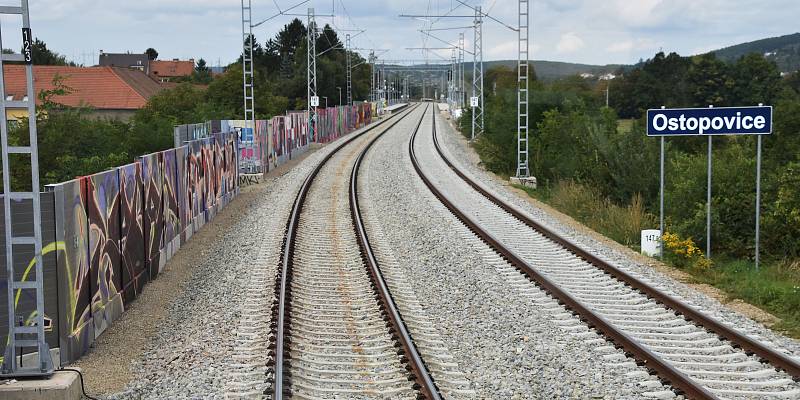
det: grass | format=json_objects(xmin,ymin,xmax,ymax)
[
  {"xmin": 692, "ymin": 259, "xmax": 800, "ymax": 337},
  {"xmin": 515, "ymin": 180, "xmax": 655, "ymax": 249},
  {"xmin": 617, "ymin": 119, "xmax": 635, "ymax": 134},
  {"xmin": 515, "ymin": 179, "xmax": 800, "ymax": 338}
]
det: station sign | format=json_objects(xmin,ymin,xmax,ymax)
[{"xmin": 646, "ymin": 106, "xmax": 772, "ymax": 136}]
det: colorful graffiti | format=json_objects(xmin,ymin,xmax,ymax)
[
  {"xmin": 86, "ymin": 170, "xmax": 124, "ymax": 337},
  {"xmin": 4, "ymin": 102, "xmax": 381, "ymax": 365},
  {"xmin": 119, "ymin": 163, "xmax": 146, "ymax": 304}
]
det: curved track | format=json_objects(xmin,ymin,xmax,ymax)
[
  {"xmin": 410, "ymin": 106, "xmax": 800, "ymax": 400},
  {"xmin": 268, "ymin": 104, "xmax": 441, "ymax": 399}
]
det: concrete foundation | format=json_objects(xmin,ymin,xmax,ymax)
[
  {"xmin": 0, "ymin": 369, "xmax": 82, "ymax": 400},
  {"xmin": 510, "ymin": 176, "xmax": 538, "ymax": 189}
]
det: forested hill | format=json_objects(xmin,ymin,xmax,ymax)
[
  {"xmin": 710, "ymin": 33, "xmax": 800, "ymax": 72},
  {"xmin": 473, "ymin": 33, "xmax": 800, "ymax": 80},
  {"xmin": 463, "ymin": 60, "xmax": 622, "ymax": 80}
]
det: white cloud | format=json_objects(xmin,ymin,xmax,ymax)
[
  {"xmin": 15, "ymin": 0, "xmax": 800, "ymax": 66},
  {"xmin": 607, "ymin": 38, "xmax": 657, "ymax": 53},
  {"xmin": 556, "ymin": 32, "xmax": 585, "ymax": 53}
]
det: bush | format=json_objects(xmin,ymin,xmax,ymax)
[{"xmin": 542, "ymin": 180, "xmax": 656, "ymax": 247}]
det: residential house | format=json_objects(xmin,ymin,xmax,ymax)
[
  {"xmin": 4, "ymin": 65, "xmax": 165, "ymax": 123},
  {"xmin": 150, "ymin": 59, "xmax": 195, "ymax": 82},
  {"xmin": 98, "ymin": 51, "xmax": 150, "ymax": 74}
]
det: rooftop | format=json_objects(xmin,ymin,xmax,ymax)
[{"xmin": 4, "ymin": 65, "xmax": 164, "ymax": 110}]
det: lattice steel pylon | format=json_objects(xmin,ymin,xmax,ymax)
[
  {"xmin": 346, "ymin": 34, "xmax": 352, "ymax": 106},
  {"xmin": 516, "ymin": 0, "xmax": 530, "ymax": 178},
  {"xmin": 0, "ymin": 0, "xmax": 54, "ymax": 377},
  {"xmin": 307, "ymin": 8, "xmax": 317, "ymax": 141},
  {"xmin": 369, "ymin": 51, "xmax": 376, "ymax": 102},
  {"xmin": 241, "ymin": 0, "xmax": 256, "ymax": 173},
  {"xmin": 458, "ymin": 32, "xmax": 465, "ymax": 109},
  {"xmin": 471, "ymin": 6, "xmax": 484, "ymax": 141}
]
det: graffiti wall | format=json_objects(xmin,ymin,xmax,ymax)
[
  {"xmin": 1, "ymin": 135, "xmax": 241, "ymax": 364},
  {"xmin": 3, "ymin": 102, "xmax": 381, "ymax": 365}
]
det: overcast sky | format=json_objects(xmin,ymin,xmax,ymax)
[{"xmin": 2, "ymin": 0, "xmax": 799, "ymax": 67}]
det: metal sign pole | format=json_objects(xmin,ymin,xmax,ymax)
[
  {"xmin": 755, "ymin": 134, "xmax": 762, "ymax": 270},
  {"xmin": 706, "ymin": 105, "xmax": 713, "ymax": 260},
  {"xmin": 659, "ymin": 106, "xmax": 665, "ymax": 258},
  {"xmin": 755, "ymin": 102, "xmax": 764, "ymax": 270}
]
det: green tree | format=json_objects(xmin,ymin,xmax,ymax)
[
  {"xmin": 193, "ymin": 58, "xmax": 212, "ymax": 84},
  {"xmin": 30, "ymin": 38, "xmax": 73, "ymax": 66},
  {"xmin": 145, "ymin": 47, "xmax": 159, "ymax": 61}
]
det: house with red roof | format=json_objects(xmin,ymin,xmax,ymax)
[
  {"xmin": 4, "ymin": 65, "xmax": 164, "ymax": 122},
  {"xmin": 149, "ymin": 59, "xmax": 195, "ymax": 82}
]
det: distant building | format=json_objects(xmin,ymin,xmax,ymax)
[
  {"xmin": 98, "ymin": 51, "xmax": 150, "ymax": 74},
  {"xmin": 150, "ymin": 59, "xmax": 195, "ymax": 82},
  {"xmin": 4, "ymin": 65, "xmax": 165, "ymax": 122},
  {"xmin": 599, "ymin": 73, "xmax": 617, "ymax": 81},
  {"xmin": 580, "ymin": 73, "xmax": 595, "ymax": 79}
]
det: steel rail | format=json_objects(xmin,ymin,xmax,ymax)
[
  {"xmin": 271, "ymin": 103, "xmax": 422, "ymax": 399},
  {"xmin": 429, "ymin": 109, "xmax": 800, "ymax": 382},
  {"xmin": 409, "ymin": 108, "xmax": 720, "ymax": 400},
  {"xmin": 350, "ymin": 102, "xmax": 442, "ymax": 400}
]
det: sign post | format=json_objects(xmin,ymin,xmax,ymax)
[{"xmin": 647, "ymin": 105, "xmax": 772, "ymax": 267}]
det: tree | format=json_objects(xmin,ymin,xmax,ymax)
[
  {"xmin": 316, "ymin": 24, "xmax": 341, "ymax": 56},
  {"xmin": 193, "ymin": 58, "xmax": 212, "ymax": 84},
  {"xmin": 31, "ymin": 38, "xmax": 73, "ymax": 66},
  {"xmin": 145, "ymin": 48, "xmax": 159, "ymax": 61}
]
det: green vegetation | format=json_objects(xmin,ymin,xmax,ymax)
[
  {"xmin": 516, "ymin": 181, "xmax": 655, "ymax": 249},
  {"xmin": 4, "ymin": 20, "xmax": 370, "ymax": 189},
  {"xmin": 464, "ymin": 50, "xmax": 800, "ymax": 336}
]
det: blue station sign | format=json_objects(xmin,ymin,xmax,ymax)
[{"xmin": 646, "ymin": 106, "xmax": 772, "ymax": 136}]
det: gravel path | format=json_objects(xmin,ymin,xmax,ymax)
[
  {"xmin": 433, "ymin": 111, "xmax": 800, "ymax": 361},
  {"xmin": 72, "ymin": 122, "xmax": 387, "ymax": 399},
  {"xmin": 360, "ymin": 105, "xmax": 670, "ymax": 399}
]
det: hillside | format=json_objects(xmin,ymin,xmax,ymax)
[
  {"xmin": 465, "ymin": 60, "xmax": 623, "ymax": 80},
  {"xmin": 711, "ymin": 32, "xmax": 800, "ymax": 72}
]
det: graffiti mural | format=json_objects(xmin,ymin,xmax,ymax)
[
  {"xmin": 189, "ymin": 140, "xmax": 205, "ymax": 231},
  {"xmin": 49, "ymin": 179, "xmax": 93, "ymax": 362},
  {"xmin": 176, "ymin": 146, "xmax": 191, "ymax": 244},
  {"xmin": 141, "ymin": 152, "xmax": 164, "ymax": 278},
  {"xmin": 202, "ymin": 137, "xmax": 216, "ymax": 219},
  {"xmin": 86, "ymin": 170, "xmax": 124, "ymax": 338},
  {"xmin": 118, "ymin": 163, "xmax": 146, "ymax": 305},
  {"xmin": 162, "ymin": 150, "xmax": 181, "ymax": 261}
]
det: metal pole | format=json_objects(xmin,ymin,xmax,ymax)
[
  {"xmin": 346, "ymin": 33, "xmax": 352, "ymax": 106},
  {"xmin": 755, "ymin": 131, "xmax": 762, "ymax": 270},
  {"xmin": 307, "ymin": 8, "xmax": 317, "ymax": 142},
  {"xmin": 1, "ymin": 0, "xmax": 53, "ymax": 376},
  {"xmin": 660, "ymin": 133, "xmax": 665, "ymax": 258},
  {"xmin": 516, "ymin": 0, "xmax": 529, "ymax": 177},
  {"xmin": 705, "ymin": 105, "xmax": 715, "ymax": 259},
  {"xmin": 707, "ymin": 132, "xmax": 712, "ymax": 260}
]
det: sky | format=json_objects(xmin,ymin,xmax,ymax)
[{"xmin": 1, "ymin": 0, "xmax": 799, "ymax": 67}]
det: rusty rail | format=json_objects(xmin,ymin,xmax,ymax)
[
  {"xmin": 410, "ymin": 107, "xmax": 722, "ymax": 399},
  {"xmin": 350, "ymin": 103, "xmax": 441, "ymax": 399},
  {"xmin": 270, "ymin": 103, "xmax": 440, "ymax": 399}
]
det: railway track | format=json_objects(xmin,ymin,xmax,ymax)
[
  {"xmin": 267, "ymin": 104, "xmax": 441, "ymax": 399},
  {"xmin": 410, "ymin": 106, "xmax": 800, "ymax": 400}
]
